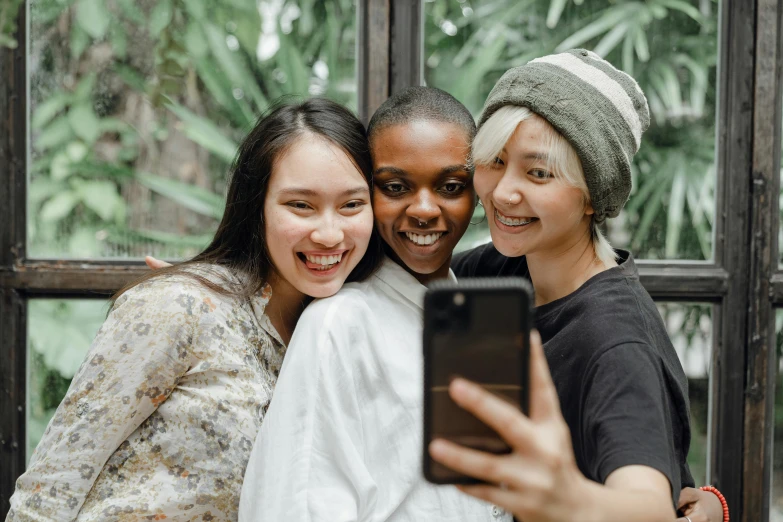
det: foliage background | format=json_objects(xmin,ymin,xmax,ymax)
[{"xmin": 5, "ymin": 0, "xmax": 783, "ymax": 512}]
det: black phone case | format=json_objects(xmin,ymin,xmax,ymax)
[{"xmin": 422, "ymin": 277, "xmax": 533, "ymax": 485}]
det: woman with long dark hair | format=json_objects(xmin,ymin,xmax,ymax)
[{"xmin": 7, "ymin": 98, "xmax": 383, "ymax": 521}]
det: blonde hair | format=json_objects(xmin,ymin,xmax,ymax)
[{"xmin": 473, "ymin": 106, "xmax": 617, "ymax": 266}]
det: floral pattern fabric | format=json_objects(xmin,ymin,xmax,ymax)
[{"xmin": 8, "ymin": 265, "xmax": 286, "ymax": 522}]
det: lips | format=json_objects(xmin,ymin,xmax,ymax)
[
  {"xmin": 297, "ymin": 250, "xmax": 347, "ymax": 274},
  {"xmin": 494, "ymin": 209, "xmax": 538, "ymax": 227},
  {"xmin": 404, "ymin": 231, "xmax": 444, "ymax": 246}
]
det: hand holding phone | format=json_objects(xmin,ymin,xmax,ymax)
[{"xmin": 422, "ymin": 278, "xmax": 533, "ymax": 484}]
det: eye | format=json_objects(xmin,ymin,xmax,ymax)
[
  {"xmin": 343, "ymin": 200, "xmax": 367, "ymax": 210},
  {"xmin": 441, "ymin": 181, "xmax": 466, "ymax": 195},
  {"xmin": 381, "ymin": 182, "xmax": 407, "ymax": 195},
  {"xmin": 491, "ymin": 157, "xmax": 505, "ymax": 168},
  {"xmin": 286, "ymin": 201, "xmax": 312, "ymax": 210},
  {"xmin": 529, "ymin": 169, "xmax": 553, "ymax": 180}
]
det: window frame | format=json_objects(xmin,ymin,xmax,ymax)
[{"xmin": 2, "ymin": 0, "xmax": 782, "ymax": 519}]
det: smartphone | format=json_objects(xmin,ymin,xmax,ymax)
[{"xmin": 422, "ymin": 277, "xmax": 533, "ymax": 485}]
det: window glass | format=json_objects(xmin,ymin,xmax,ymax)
[
  {"xmin": 26, "ymin": 299, "xmax": 107, "ymax": 461},
  {"xmin": 425, "ymin": 0, "xmax": 719, "ymax": 260},
  {"xmin": 779, "ymin": 100, "xmax": 783, "ymax": 267},
  {"xmin": 657, "ymin": 302, "xmax": 712, "ymax": 486},
  {"xmin": 27, "ymin": 0, "xmax": 357, "ymax": 259},
  {"xmin": 771, "ymin": 311, "xmax": 783, "ymax": 517}
]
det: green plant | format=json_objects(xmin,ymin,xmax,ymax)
[
  {"xmin": 0, "ymin": 0, "xmax": 24, "ymax": 48},
  {"xmin": 427, "ymin": 0, "xmax": 718, "ymax": 260}
]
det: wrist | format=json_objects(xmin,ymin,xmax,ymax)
[
  {"xmin": 570, "ymin": 476, "xmax": 604, "ymax": 522},
  {"xmin": 699, "ymin": 485, "xmax": 730, "ymax": 522}
]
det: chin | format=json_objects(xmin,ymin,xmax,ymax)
[
  {"xmin": 489, "ymin": 232, "xmax": 528, "ymax": 258},
  {"xmin": 308, "ymin": 278, "xmax": 351, "ymax": 298}
]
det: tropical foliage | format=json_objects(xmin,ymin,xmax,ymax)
[{"xmin": 425, "ymin": 0, "xmax": 718, "ymax": 258}]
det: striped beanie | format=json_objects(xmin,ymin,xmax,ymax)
[{"xmin": 477, "ymin": 49, "xmax": 650, "ymax": 221}]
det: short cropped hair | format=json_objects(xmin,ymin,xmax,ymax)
[
  {"xmin": 473, "ymin": 105, "xmax": 617, "ymax": 266},
  {"xmin": 367, "ymin": 87, "xmax": 477, "ymax": 149}
]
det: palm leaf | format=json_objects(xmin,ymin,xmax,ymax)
[{"xmin": 136, "ymin": 172, "xmax": 225, "ymax": 219}]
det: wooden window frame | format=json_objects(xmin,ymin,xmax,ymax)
[{"xmin": 2, "ymin": 1, "xmax": 783, "ymax": 520}]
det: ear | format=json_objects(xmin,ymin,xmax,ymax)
[{"xmin": 584, "ymin": 199, "xmax": 595, "ymax": 216}]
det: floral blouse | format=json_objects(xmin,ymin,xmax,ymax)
[{"xmin": 8, "ymin": 265, "xmax": 286, "ymax": 521}]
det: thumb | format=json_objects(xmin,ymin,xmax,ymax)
[{"xmin": 677, "ymin": 487, "xmax": 700, "ymax": 510}]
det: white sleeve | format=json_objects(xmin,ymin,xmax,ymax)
[{"xmin": 239, "ymin": 296, "xmax": 378, "ymax": 522}]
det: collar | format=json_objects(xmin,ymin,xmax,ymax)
[
  {"xmin": 373, "ymin": 257, "xmax": 457, "ymax": 310},
  {"xmin": 248, "ymin": 284, "xmax": 286, "ymax": 347},
  {"xmin": 185, "ymin": 262, "xmax": 286, "ymax": 347}
]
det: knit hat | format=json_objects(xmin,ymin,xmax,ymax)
[{"xmin": 477, "ymin": 49, "xmax": 650, "ymax": 221}]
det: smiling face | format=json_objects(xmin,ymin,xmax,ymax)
[
  {"xmin": 474, "ymin": 114, "xmax": 592, "ymax": 259},
  {"xmin": 371, "ymin": 121, "xmax": 475, "ymax": 283},
  {"xmin": 264, "ymin": 134, "xmax": 375, "ymax": 299}
]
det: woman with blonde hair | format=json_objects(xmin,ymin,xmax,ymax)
[{"xmin": 436, "ymin": 50, "xmax": 727, "ymax": 522}]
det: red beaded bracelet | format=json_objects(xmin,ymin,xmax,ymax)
[{"xmin": 699, "ymin": 485, "xmax": 729, "ymax": 522}]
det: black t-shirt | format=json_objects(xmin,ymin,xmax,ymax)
[{"xmin": 452, "ymin": 243, "xmax": 695, "ymax": 503}]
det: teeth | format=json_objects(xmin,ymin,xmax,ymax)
[
  {"xmin": 405, "ymin": 232, "xmax": 444, "ymax": 246},
  {"xmin": 495, "ymin": 210, "xmax": 535, "ymax": 227},
  {"xmin": 305, "ymin": 253, "xmax": 343, "ymax": 266}
]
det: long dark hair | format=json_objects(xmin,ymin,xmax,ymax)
[{"xmin": 114, "ymin": 98, "xmax": 384, "ymax": 302}]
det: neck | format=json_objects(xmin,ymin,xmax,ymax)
[
  {"xmin": 265, "ymin": 272, "xmax": 309, "ymax": 345},
  {"xmin": 526, "ymin": 224, "xmax": 616, "ymax": 307},
  {"xmin": 412, "ymin": 261, "xmax": 451, "ymax": 285}
]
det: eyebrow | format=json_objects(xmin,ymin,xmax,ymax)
[
  {"xmin": 277, "ymin": 187, "xmax": 369, "ymax": 198},
  {"xmin": 499, "ymin": 148, "xmax": 550, "ymax": 162},
  {"xmin": 373, "ymin": 164, "xmax": 470, "ymax": 177},
  {"xmin": 522, "ymin": 152, "xmax": 551, "ymax": 161}
]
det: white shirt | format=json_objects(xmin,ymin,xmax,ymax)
[{"xmin": 239, "ymin": 258, "xmax": 512, "ymax": 522}]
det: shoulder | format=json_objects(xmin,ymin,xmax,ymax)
[
  {"xmin": 451, "ymin": 242, "xmax": 494, "ymax": 276},
  {"xmin": 111, "ymin": 264, "xmax": 241, "ymax": 322},
  {"xmin": 294, "ymin": 280, "xmax": 379, "ymax": 344},
  {"xmin": 452, "ymin": 242, "xmax": 528, "ymax": 278}
]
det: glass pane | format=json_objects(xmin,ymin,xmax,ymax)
[
  {"xmin": 28, "ymin": 0, "xmax": 357, "ymax": 259},
  {"xmin": 426, "ymin": 1, "xmax": 719, "ymax": 260},
  {"xmin": 26, "ymin": 299, "xmax": 108, "ymax": 461},
  {"xmin": 772, "ymin": 311, "xmax": 783, "ymax": 517},
  {"xmin": 657, "ymin": 302, "xmax": 712, "ymax": 486},
  {"xmin": 779, "ymin": 95, "xmax": 783, "ymax": 267}
]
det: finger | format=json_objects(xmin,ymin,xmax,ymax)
[
  {"xmin": 447, "ymin": 378, "xmax": 533, "ymax": 448},
  {"xmin": 677, "ymin": 486, "xmax": 699, "ymax": 509},
  {"xmin": 145, "ymin": 256, "xmax": 172, "ymax": 269},
  {"xmin": 428, "ymin": 438, "xmax": 520, "ymax": 487},
  {"xmin": 456, "ymin": 484, "xmax": 520, "ymax": 515},
  {"xmin": 675, "ymin": 509, "xmax": 706, "ymax": 522},
  {"xmin": 528, "ymin": 330, "xmax": 561, "ymax": 420}
]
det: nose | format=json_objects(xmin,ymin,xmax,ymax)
[
  {"xmin": 405, "ymin": 190, "xmax": 441, "ymax": 224},
  {"xmin": 492, "ymin": 171, "xmax": 523, "ymax": 209},
  {"xmin": 310, "ymin": 214, "xmax": 345, "ymax": 248}
]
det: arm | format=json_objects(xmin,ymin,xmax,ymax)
[
  {"xmin": 8, "ymin": 280, "xmax": 198, "ymax": 521},
  {"xmin": 428, "ymin": 332, "xmax": 676, "ymax": 522},
  {"xmin": 239, "ymin": 297, "xmax": 377, "ymax": 522}
]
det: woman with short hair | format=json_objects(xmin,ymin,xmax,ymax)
[{"xmin": 434, "ymin": 49, "xmax": 718, "ymax": 522}]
